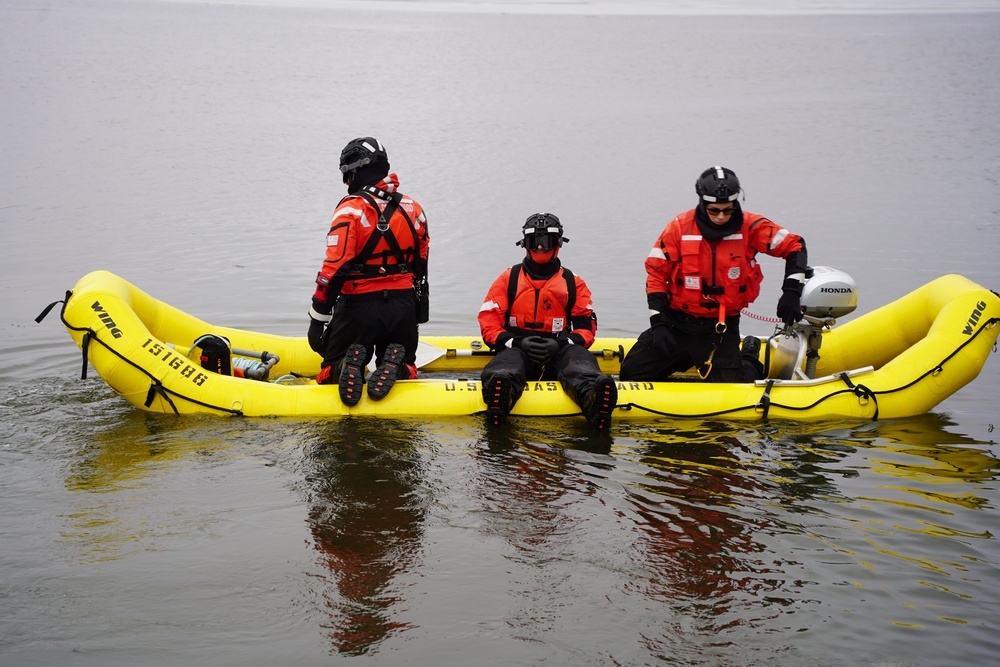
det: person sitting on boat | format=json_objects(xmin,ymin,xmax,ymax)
[
  {"xmin": 307, "ymin": 137, "xmax": 430, "ymax": 406},
  {"xmin": 619, "ymin": 166, "xmax": 808, "ymax": 383},
  {"xmin": 478, "ymin": 213, "xmax": 618, "ymax": 430}
]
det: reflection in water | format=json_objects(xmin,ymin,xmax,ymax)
[
  {"xmin": 61, "ymin": 409, "xmax": 233, "ymax": 563},
  {"xmin": 762, "ymin": 415, "xmax": 999, "ymax": 631},
  {"xmin": 65, "ymin": 411, "xmax": 221, "ymax": 493},
  {"xmin": 849, "ymin": 415, "xmax": 998, "ymax": 488},
  {"xmin": 302, "ymin": 419, "xmax": 429, "ymax": 656},
  {"xmin": 471, "ymin": 421, "xmax": 618, "ymax": 638},
  {"xmin": 48, "ymin": 392, "xmax": 999, "ymax": 662},
  {"xmin": 620, "ymin": 425, "xmax": 793, "ymax": 655}
]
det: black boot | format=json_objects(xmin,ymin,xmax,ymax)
[
  {"xmin": 367, "ymin": 343, "xmax": 406, "ymax": 400},
  {"xmin": 339, "ymin": 344, "xmax": 367, "ymax": 406},
  {"xmin": 483, "ymin": 371, "xmax": 513, "ymax": 428},
  {"xmin": 741, "ymin": 336, "xmax": 764, "ymax": 380},
  {"xmin": 584, "ymin": 375, "xmax": 617, "ymax": 431}
]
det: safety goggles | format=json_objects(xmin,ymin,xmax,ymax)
[{"xmin": 523, "ymin": 229, "xmax": 561, "ymax": 250}]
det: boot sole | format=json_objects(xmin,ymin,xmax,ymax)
[
  {"xmin": 367, "ymin": 343, "xmax": 406, "ymax": 401},
  {"xmin": 339, "ymin": 344, "xmax": 367, "ymax": 407},
  {"xmin": 588, "ymin": 376, "xmax": 618, "ymax": 431},
  {"xmin": 486, "ymin": 374, "xmax": 511, "ymax": 428}
]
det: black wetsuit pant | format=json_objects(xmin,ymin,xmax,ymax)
[
  {"xmin": 481, "ymin": 344, "xmax": 604, "ymax": 409},
  {"xmin": 619, "ymin": 313, "xmax": 763, "ymax": 383},
  {"xmin": 319, "ymin": 289, "xmax": 418, "ymax": 383}
]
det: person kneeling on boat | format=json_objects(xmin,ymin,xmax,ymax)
[
  {"xmin": 307, "ymin": 137, "xmax": 430, "ymax": 406},
  {"xmin": 619, "ymin": 166, "xmax": 808, "ymax": 383},
  {"xmin": 478, "ymin": 213, "xmax": 618, "ymax": 430}
]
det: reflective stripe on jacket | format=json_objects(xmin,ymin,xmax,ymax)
[
  {"xmin": 646, "ymin": 208, "xmax": 803, "ymax": 318},
  {"xmin": 314, "ymin": 173, "xmax": 429, "ymax": 308}
]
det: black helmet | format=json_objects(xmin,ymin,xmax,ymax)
[
  {"xmin": 516, "ymin": 213, "xmax": 569, "ymax": 250},
  {"xmin": 695, "ymin": 166, "xmax": 741, "ymax": 203},
  {"xmin": 339, "ymin": 137, "xmax": 388, "ymax": 174}
]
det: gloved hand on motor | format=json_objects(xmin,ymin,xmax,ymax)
[
  {"xmin": 308, "ymin": 307, "xmax": 332, "ymax": 354},
  {"xmin": 777, "ymin": 253, "xmax": 808, "ymax": 327},
  {"xmin": 519, "ymin": 336, "xmax": 560, "ymax": 364},
  {"xmin": 776, "ymin": 289, "xmax": 804, "ymax": 326}
]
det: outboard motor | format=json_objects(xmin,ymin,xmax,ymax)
[{"xmin": 767, "ymin": 267, "xmax": 858, "ymax": 380}]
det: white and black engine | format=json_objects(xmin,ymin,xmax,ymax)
[
  {"xmin": 767, "ymin": 266, "xmax": 858, "ymax": 380},
  {"xmin": 799, "ymin": 265, "xmax": 858, "ymax": 321}
]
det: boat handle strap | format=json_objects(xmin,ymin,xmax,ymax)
[
  {"xmin": 145, "ymin": 380, "xmax": 180, "ymax": 415},
  {"xmin": 756, "ymin": 379, "xmax": 775, "ymax": 419},
  {"xmin": 839, "ymin": 372, "xmax": 879, "ymax": 420}
]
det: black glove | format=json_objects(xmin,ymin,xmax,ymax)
[
  {"xmin": 308, "ymin": 318, "xmax": 326, "ymax": 354},
  {"xmin": 520, "ymin": 336, "xmax": 560, "ymax": 364},
  {"xmin": 776, "ymin": 290, "xmax": 804, "ymax": 326},
  {"xmin": 649, "ymin": 322, "xmax": 676, "ymax": 356}
]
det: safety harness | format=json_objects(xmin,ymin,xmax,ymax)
[{"xmin": 339, "ymin": 187, "xmax": 422, "ymax": 280}]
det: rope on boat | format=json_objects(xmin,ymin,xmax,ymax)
[
  {"xmin": 619, "ymin": 314, "xmax": 999, "ymax": 421},
  {"xmin": 38, "ymin": 292, "xmax": 244, "ymax": 417},
  {"xmin": 37, "ymin": 290, "xmax": 1000, "ymax": 422}
]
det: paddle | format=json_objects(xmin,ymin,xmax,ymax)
[
  {"xmin": 412, "ymin": 340, "xmax": 486, "ymax": 368},
  {"xmin": 414, "ymin": 340, "xmax": 624, "ymax": 370}
]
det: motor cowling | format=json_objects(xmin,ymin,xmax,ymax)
[{"xmin": 800, "ymin": 266, "xmax": 858, "ymax": 319}]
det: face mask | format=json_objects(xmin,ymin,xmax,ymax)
[{"xmin": 528, "ymin": 248, "xmax": 557, "ymax": 264}]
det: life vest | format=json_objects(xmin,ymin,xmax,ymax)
[
  {"xmin": 504, "ymin": 264, "xmax": 576, "ymax": 336},
  {"xmin": 669, "ymin": 210, "xmax": 765, "ymax": 317}
]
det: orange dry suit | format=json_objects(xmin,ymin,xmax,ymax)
[
  {"xmin": 645, "ymin": 207, "xmax": 805, "ymax": 321},
  {"xmin": 311, "ymin": 173, "xmax": 429, "ymax": 316},
  {"xmin": 478, "ymin": 262, "xmax": 597, "ymax": 350}
]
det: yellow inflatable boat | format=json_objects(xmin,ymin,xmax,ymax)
[{"xmin": 42, "ymin": 270, "xmax": 998, "ymax": 422}]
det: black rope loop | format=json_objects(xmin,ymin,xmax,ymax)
[
  {"xmin": 756, "ymin": 379, "xmax": 775, "ymax": 419},
  {"xmin": 80, "ymin": 331, "xmax": 92, "ymax": 380},
  {"xmin": 144, "ymin": 380, "xmax": 180, "ymax": 415},
  {"xmin": 839, "ymin": 372, "xmax": 880, "ymax": 420},
  {"xmin": 34, "ymin": 293, "xmax": 69, "ymax": 324}
]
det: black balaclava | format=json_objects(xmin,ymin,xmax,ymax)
[
  {"xmin": 694, "ymin": 200, "xmax": 744, "ymax": 242},
  {"xmin": 522, "ymin": 254, "xmax": 561, "ymax": 280},
  {"xmin": 346, "ymin": 160, "xmax": 390, "ymax": 194}
]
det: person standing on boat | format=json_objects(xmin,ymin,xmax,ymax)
[
  {"xmin": 307, "ymin": 137, "xmax": 430, "ymax": 406},
  {"xmin": 478, "ymin": 213, "xmax": 618, "ymax": 430},
  {"xmin": 619, "ymin": 166, "xmax": 808, "ymax": 383}
]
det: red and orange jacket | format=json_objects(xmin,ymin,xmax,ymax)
[
  {"xmin": 311, "ymin": 173, "xmax": 429, "ymax": 316},
  {"xmin": 479, "ymin": 263, "xmax": 597, "ymax": 350},
  {"xmin": 645, "ymin": 208, "xmax": 804, "ymax": 319}
]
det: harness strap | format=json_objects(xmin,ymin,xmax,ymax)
[
  {"xmin": 563, "ymin": 268, "xmax": 577, "ymax": 325},
  {"xmin": 506, "ymin": 264, "xmax": 521, "ymax": 322},
  {"xmin": 347, "ymin": 191, "xmax": 419, "ymax": 278}
]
